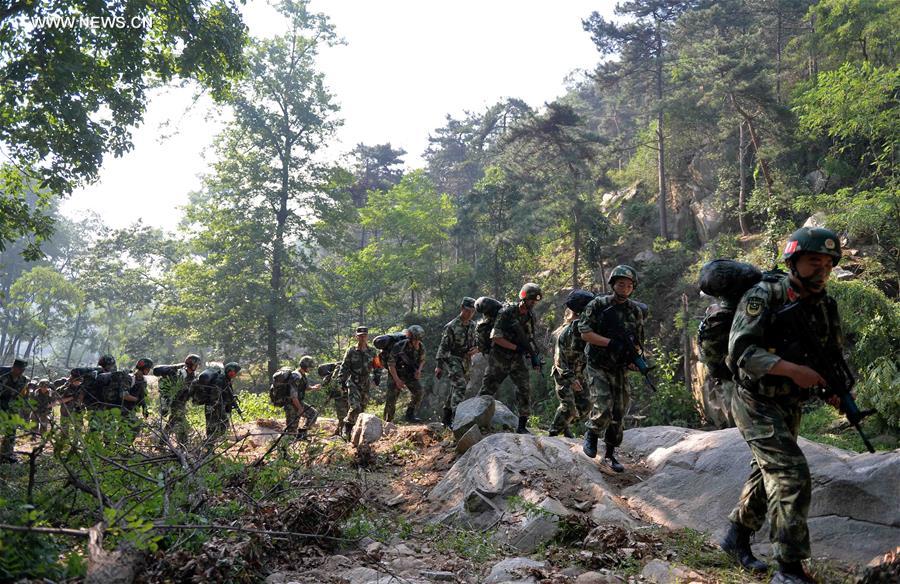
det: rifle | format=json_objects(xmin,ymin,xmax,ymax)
[
  {"xmin": 223, "ymin": 384, "xmax": 244, "ymax": 420},
  {"xmin": 597, "ymin": 305, "xmax": 656, "ymax": 392},
  {"xmin": 770, "ymin": 301, "xmax": 876, "ymax": 453}
]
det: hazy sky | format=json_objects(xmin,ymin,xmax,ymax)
[{"xmin": 61, "ymin": 0, "xmax": 612, "ymax": 231}]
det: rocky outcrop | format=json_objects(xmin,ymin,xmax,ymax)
[{"xmin": 350, "ymin": 413, "xmax": 383, "ymax": 447}]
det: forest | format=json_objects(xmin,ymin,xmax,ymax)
[{"xmin": 0, "ymin": 0, "xmax": 898, "ymax": 582}]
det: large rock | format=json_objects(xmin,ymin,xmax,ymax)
[
  {"xmin": 689, "ymin": 196, "xmax": 725, "ymax": 244},
  {"xmin": 456, "ymin": 424, "xmax": 483, "ymax": 455},
  {"xmin": 484, "ymin": 557, "xmax": 545, "ymax": 584},
  {"xmin": 350, "ymin": 413, "xmax": 383, "ymax": 447},
  {"xmin": 429, "ymin": 434, "xmax": 634, "ymax": 552},
  {"xmin": 452, "ymin": 395, "xmax": 495, "ymax": 440},
  {"xmin": 491, "ymin": 400, "xmax": 519, "ymax": 432},
  {"xmin": 619, "ymin": 426, "xmax": 900, "ymax": 565}
]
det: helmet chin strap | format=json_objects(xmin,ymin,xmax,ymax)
[{"xmin": 789, "ymin": 262, "xmax": 826, "ymax": 292}]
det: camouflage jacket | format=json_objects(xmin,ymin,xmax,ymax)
[
  {"xmin": 728, "ymin": 274, "xmax": 844, "ymax": 399},
  {"xmin": 552, "ymin": 321, "xmax": 586, "ymax": 386},
  {"xmin": 339, "ymin": 346, "xmax": 377, "ymax": 389},
  {"xmin": 388, "ymin": 339, "xmax": 425, "ymax": 377},
  {"xmin": 35, "ymin": 389, "xmax": 55, "ymax": 414},
  {"xmin": 0, "ymin": 370, "xmax": 29, "ymax": 409},
  {"xmin": 491, "ymin": 303, "xmax": 536, "ymax": 353},
  {"xmin": 578, "ymin": 294, "xmax": 645, "ymax": 370},
  {"xmin": 436, "ymin": 316, "xmax": 476, "ymax": 362},
  {"xmin": 475, "ymin": 316, "xmax": 496, "ymax": 355},
  {"xmin": 292, "ymin": 370, "xmax": 310, "ymax": 402},
  {"xmin": 123, "ymin": 374, "xmax": 147, "ymax": 412}
]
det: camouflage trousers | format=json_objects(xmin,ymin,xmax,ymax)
[
  {"xmin": 584, "ymin": 365, "xmax": 629, "ymax": 447},
  {"xmin": 204, "ymin": 402, "xmax": 229, "ymax": 442},
  {"xmin": 441, "ymin": 357, "xmax": 470, "ymax": 415},
  {"xmin": 165, "ymin": 403, "xmax": 189, "ymax": 444},
  {"xmin": 728, "ymin": 385, "xmax": 810, "ymax": 563},
  {"xmin": 284, "ymin": 402, "xmax": 318, "ymax": 434},
  {"xmin": 550, "ymin": 377, "xmax": 591, "ymax": 434},
  {"xmin": 343, "ymin": 381, "xmax": 369, "ymax": 427},
  {"xmin": 0, "ymin": 402, "xmax": 15, "ymax": 462},
  {"xmin": 384, "ymin": 374, "xmax": 423, "ymax": 422},
  {"xmin": 478, "ymin": 348, "xmax": 531, "ymax": 417},
  {"xmin": 327, "ymin": 384, "xmax": 349, "ymax": 429},
  {"xmin": 35, "ymin": 410, "xmax": 52, "ymax": 435}
]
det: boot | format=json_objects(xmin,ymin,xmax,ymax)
[
  {"xmin": 331, "ymin": 421, "xmax": 342, "ymax": 436},
  {"xmin": 516, "ymin": 416, "xmax": 531, "ymax": 434},
  {"xmin": 582, "ymin": 430, "xmax": 599, "ymax": 458},
  {"xmin": 295, "ymin": 428, "xmax": 308, "ymax": 441},
  {"xmin": 604, "ymin": 444, "xmax": 625, "ymax": 473},
  {"xmin": 404, "ymin": 407, "xmax": 422, "ymax": 424},
  {"xmin": 343, "ymin": 421, "xmax": 354, "ymax": 441},
  {"xmin": 720, "ymin": 521, "xmax": 768, "ymax": 574},
  {"xmin": 548, "ymin": 429, "xmax": 560, "ymax": 437},
  {"xmin": 771, "ymin": 561, "xmax": 816, "ymax": 583},
  {"xmin": 563, "ymin": 427, "xmax": 574, "ymax": 438},
  {"xmin": 441, "ymin": 408, "xmax": 453, "ymax": 427}
]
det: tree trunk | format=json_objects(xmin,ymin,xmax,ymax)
[
  {"xmin": 268, "ymin": 144, "xmax": 291, "ymax": 379},
  {"xmin": 23, "ymin": 335, "xmax": 37, "ymax": 360},
  {"xmin": 65, "ymin": 311, "xmax": 84, "ymax": 369},
  {"xmin": 775, "ymin": 11, "xmax": 783, "ymax": 103},
  {"xmin": 682, "ymin": 293, "xmax": 692, "ymax": 395},
  {"xmin": 655, "ymin": 22, "xmax": 669, "ymax": 239},
  {"xmin": 738, "ymin": 122, "xmax": 750, "ymax": 236},
  {"xmin": 729, "ymin": 94, "xmax": 775, "ymax": 202}
]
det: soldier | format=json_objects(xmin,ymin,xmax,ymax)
[
  {"xmin": 437, "ymin": 297, "xmax": 478, "ymax": 426},
  {"xmin": 721, "ymin": 227, "xmax": 845, "ymax": 584},
  {"xmin": 318, "ymin": 362, "xmax": 346, "ymax": 436},
  {"xmin": 339, "ymin": 326, "xmax": 378, "ymax": 438},
  {"xmin": 85, "ymin": 354, "xmax": 117, "ymax": 411},
  {"xmin": 0, "ymin": 359, "xmax": 29, "ymax": 463},
  {"xmin": 549, "ymin": 289, "xmax": 595, "ymax": 438},
  {"xmin": 160, "ymin": 354, "xmax": 202, "ymax": 444},
  {"xmin": 58, "ymin": 369, "xmax": 85, "ymax": 436},
  {"xmin": 579, "ymin": 265, "xmax": 645, "ymax": 472},
  {"xmin": 34, "ymin": 379, "xmax": 55, "ymax": 435},
  {"xmin": 384, "ymin": 325, "xmax": 427, "ymax": 423},
  {"xmin": 122, "ymin": 359, "xmax": 152, "ymax": 440},
  {"xmin": 478, "ymin": 283, "xmax": 543, "ymax": 435},
  {"xmin": 286, "ymin": 356, "xmax": 320, "ymax": 440},
  {"xmin": 196, "ymin": 362, "xmax": 241, "ymax": 443}
]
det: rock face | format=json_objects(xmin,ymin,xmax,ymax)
[
  {"xmin": 619, "ymin": 426, "xmax": 900, "ymax": 565},
  {"xmin": 350, "ymin": 413, "xmax": 383, "ymax": 447},
  {"xmin": 456, "ymin": 425, "xmax": 483, "ymax": 455},
  {"xmin": 429, "ymin": 434, "xmax": 634, "ymax": 552},
  {"xmin": 484, "ymin": 557, "xmax": 545, "ymax": 584},
  {"xmin": 451, "ymin": 395, "xmax": 496, "ymax": 440},
  {"xmin": 491, "ymin": 399, "xmax": 519, "ymax": 432}
]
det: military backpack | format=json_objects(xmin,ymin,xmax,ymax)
[
  {"xmin": 192, "ymin": 366, "xmax": 223, "ymax": 405},
  {"xmin": 269, "ymin": 367, "xmax": 297, "ymax": 406}
]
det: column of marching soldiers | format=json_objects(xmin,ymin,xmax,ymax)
[{"xmin": 0, "ymin": 227, "xmax": 864, "ymax": 584}]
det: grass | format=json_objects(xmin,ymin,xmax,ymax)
[{"xmin": 799, "ymin": 404, "xmax": 896, "ymax": 452}]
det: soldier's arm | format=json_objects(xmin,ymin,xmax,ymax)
[
  {"xmin": 490, "ymin": 309, "xmax": 519, "ymax": 351},
  {"xmin": 579, "ymin": 300, "xmax": 611, "ymax": 347},
  {"xmin": 338, "ymin": 350, "xmax": 353, "ymax": 384},
  {"xmin": 435, "ymin": 326, "xmax": 452, "ymax": 362},
  {"xmin": 554, "ymin": 327, "xmax": 577, "ymax": 383}
]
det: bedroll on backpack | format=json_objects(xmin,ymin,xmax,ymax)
[
  {"xmin": 476, "ymin": 297, "xmax": 503, "ymax": 319},
  {"xmin": 192, "ymin": 367, "xmax": 222, "ymax": 405},
  {"xmin": 94, "ymin": 371, "xmax": 131, "ymax": 407},
  {"xmin": 152, "ymin": 364, "xmax": 183, "ymax": 378},
  {"xmin": 697, "ymin": 304, "xmax": 736, "ymax": 380},
  {"xmin": 269, "ymin": 367, "xmax": 296, "ymax": 406},
  {"xmin": 373, "ymin": 332, "xmax": 406, "ymax": 351}
]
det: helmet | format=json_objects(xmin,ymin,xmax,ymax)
[
  {"xmin": 783, "ymin": 227, "xmax": 841, "ymax": 266},
  {"xmin": 299, "ymin": 355, "xmax": 315, "ymax": 369},
  {"xmin": 224, "ymin": 362, "xmax": 241, "ymax": 375},
  {"xmin": 317, "ymin": 363, "xmax": 336, "ymax": 378},
  {"xmin": 461, "ymin": 296, "xmax": 476, "ymax": 310},
  {"xmin": 185, "ymin": 354, "xmax": 201, "ymax": 367},
  {"xmin": 98, "ymin": 355, "xmax": 116, "ymax": 369},
  {"xmin": 406, "ymin": 325, "xmax": 425, "ymax": 340},
  {"xmin": 565, "ymin": 289, "xmax": 595, "ymax": 314},
  {"xmin": 69, "ymin": 369, "xmax": 83, "ymax": 380},
  {"xmin": 608, "ymin": 265, "xmax": 638, "ymax": 288},
  {"xmin": 135, "ymin": 358, "xmax": 153, "ymax": 371},
  {"xmin": 474, "ymin": 296, "xmax": 503, "ymax": 317},
  {"xmin": 38, "ymin": 378, "xmax": 50, "ymax": 387},
  {"xmin": 519, "ymin": 283, "xmax": 543, "ymax": 301}
]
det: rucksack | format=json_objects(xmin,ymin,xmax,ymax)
[
  {"xmin": 475, "ymin": 297, "xmax": 503, "ymax": 319},
  {"xmin": 192, "ymin": 366, "xmax": 222, "ymax": 405},
  {"xmin": 93, "ymin": 371, "xmax": 132, "ymax": 407},
  {"xmin": 373, "ymin": 332, "xmax": 406, "ymax": 351},
  {"xmin": 269, "ymin": 367, "xmax": 297, "ymax": 406}
]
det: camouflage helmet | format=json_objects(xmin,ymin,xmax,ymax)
[
  {"xmin": 98, "ymin": 354, "xmax": 116, "ymax": 369},
  {"xmin": 38, "ymin": 378, "xmax": 50, "ymax": 387},
  {"xmin": 185, "ymin": 354, "xmax": 201, "ymax": 367},
  {"xmin": 519, "ymin": 282, "xmax": 543, "ymax": 301},
  {"xmin": 783, "ymin": 227, "xmax": 841, "ymax": 266},
  {"xmin": 135, "ymin": 358, "xmax": 153, "ymax": 371},
  {"xmin": 224, "ymin": 362, "xmax": 241, "ymax": 375},
  {"xmin": 608, "ymin": 265, "xmax": 638, "ymax": 288},
  {"xmin": 299, "ymin": 355, "xmax": 315, "ymax": 369},
  {"xmin": 406, "ymin": 325, "xmax": 425, "ymax": 340}
]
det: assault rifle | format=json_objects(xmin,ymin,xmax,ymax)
[
  {"xmin": 224, "ymin": 385, "xmax": 244, "ymax": 420},
  {"xmin": 770, "ymin": 301, "xmax": 876, "ymax": 453},
  {"xmin": 597, "ymin": 305, "xmax": 656, "ymax": 392}
]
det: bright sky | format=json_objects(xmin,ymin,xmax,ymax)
[{"xmin": 61, "ymin": 0, "xmax": 612, "ymax": 232}]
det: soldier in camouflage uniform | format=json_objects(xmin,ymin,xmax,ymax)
[
  {"xmin": 201, "ymin": 362, "xmax": 241, "ymax": 443},
  {"xmin": 340, "ymin": 326, "xmax": 379, "ymax": 438},
  {"xmin": 286, "ymin": 356, "xmax": 320, "ymax": 440},
  {"xmin": 384, "ymin": 325, "xmax": 427, "ymax": 423},
  {"xmin": 437, "ymin": 297, "xmax": 478, "ymax": 427},
  {"xmin": 122, "ymin": 358, "xmax": 152, "ymax": 441},
  {"xmin": 478, "ymin": 283, "xmax": 543, "ymax": 434},
  {"xmin": 0, "ymin": 359, "xmax": 29, "ymax": 463},
  {"xmin": 721, "ymin": 227, "xmax": 845, "ymax": 584},
  {"xmin": 579, "ymin": 265, "xmax": 645, "ymax": 472},
  {"xmin": 549, "ymin": 290, "xmax": 595, "ymax": 438},
  {"xmin": 318, "ymin": 362, "xmax": 346, "ymax": 436},
  {"xmin": 34, "ymin": 379, "xmax": 55, "ymax": 435},
  {"xmin": 58, "ymin": 369, "xmax": 85, "ymax": 436},
  {"xmin": 161, "ymin": 354, "xmax": 201, "ymax": 444}
]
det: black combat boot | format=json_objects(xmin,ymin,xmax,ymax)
[
  {"xmin": 404, "ymin": 407, "xmax": 422, "ymax": 424},
  {"xmin": 563, "ymin": 427, "xmax": 574, "ymax": 438},
  {"xmin": 582, "ymin": 430, "xmax": 599, "ymax": 458},
  {"xmin": 343, "ymin": 421, "xmax": 354, "ymax": 440},
  {"xmin": 516, "ymin": 416, "xmax": 531, "ymax": 434},
  {"xmin": 548, "ymin": 429, "xmax": 560, "ymax": 437},
  {"xmin": 720, "ymin": 521, "xmax": 768, "ymax": 574},
  {"xmin": 442, "ymin": 408, "xmax": 453, "ymax": 427},
  {"xmin": 295, "ymin": 428, "xmax": 308, "ymax": 441},
  {"xmin": 771, "ymin": 561, "xmax": 816, "ymax": 583},
  {"xmin": 604, "ymin": 444, "xmax": 625, "ymax": 473}
]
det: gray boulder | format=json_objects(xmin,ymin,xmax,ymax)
[
  {"xmin": 484, "ymin": 557, "xmax": 545, "ymax": 584},
  {"xmin": 452, "ymin": 395, "xmax": 495, "ymax": 440},
  {"xmin": 619, "ymin": 426, "xmax": 900, "ymax": 565},
  {"xmin": 491, "ymin": 399, "xmax": 519, "ymax": 432},
  {"xmin": 456, "ymin": 424, "xmax": 483, "ymax": 455},
  {"xmin": 350, "ymin": 413, "xmax": 383, "ymax": 447}
]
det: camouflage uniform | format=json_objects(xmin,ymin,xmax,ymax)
[
  {"xmin": 726, "ymin": 273, "xmax": 840, "ymax": 565},
  {"xmin": 321, "ymin": 363, "xmax": 348, "ymax": 428},
  {"xmin": 0, "ymin": 366, "xmax": 29, "ymax": 461},
  {"xmin": 478, "ymin": 303, "xmax": 535, "ymax": 417},
  {"xmin": 438, "ymin": 315, "xmax": 476, "ymax": 415},
  {"xmin": 550, "ymin": 322, "xmax": 590, "ymax": 434},
  {"xmin": 58, "ymin": 379, "xmax": 84, "ymax": 433},
  {"xmin": 164, "ymin": 367, "xmax": 196, "ymax": 443},
  {"xmin": 384, "ymin": 338, "xmax": 426, "ymax": 422},
  {"xmin": 122, "ymin": 373, "xmax": 148, "ymax": 440},
  {"xmin": 340, "ymin": 346, "xmax": 377, "ymax": 427},
  {"xmin": 201, "ymin": 373, "xmax": 235, "ymax": 442},
  {"xmin": 284, "ymin": 370, "xmax": 318, "ymax": 434},
  {"xmin": 578, "ymin": 294, "xmax": 645, "ymax": 447},
  {"xmin": 34, "ymin": 386, "xmax": 55, "ymax": 435}
]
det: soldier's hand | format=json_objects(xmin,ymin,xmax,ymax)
[
  {"xmin": 467, "ymin": 348, "xmax": 479, "ymax": 358},
  {"xmin": 627, "ymin": 363, "xmax": 638, "ymax": 372},
  {"xmin": 572, "ymin": 381, "xmax": 583, "ymax": 393},
  {"xmin": 310, "ymin": 383, "xmax": 321, "ymax": 391},
  {"xmin": 789, "ymin": 365, "xmax": 827, "ymax": 389},
  {"xmin": 434, "ymin": 367, "xmax": 443, "ymax": 379}
]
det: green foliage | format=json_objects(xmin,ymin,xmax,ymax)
[{"xmin": 637, "ymin": 342, "xmax": 701, "ymax": 428}]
